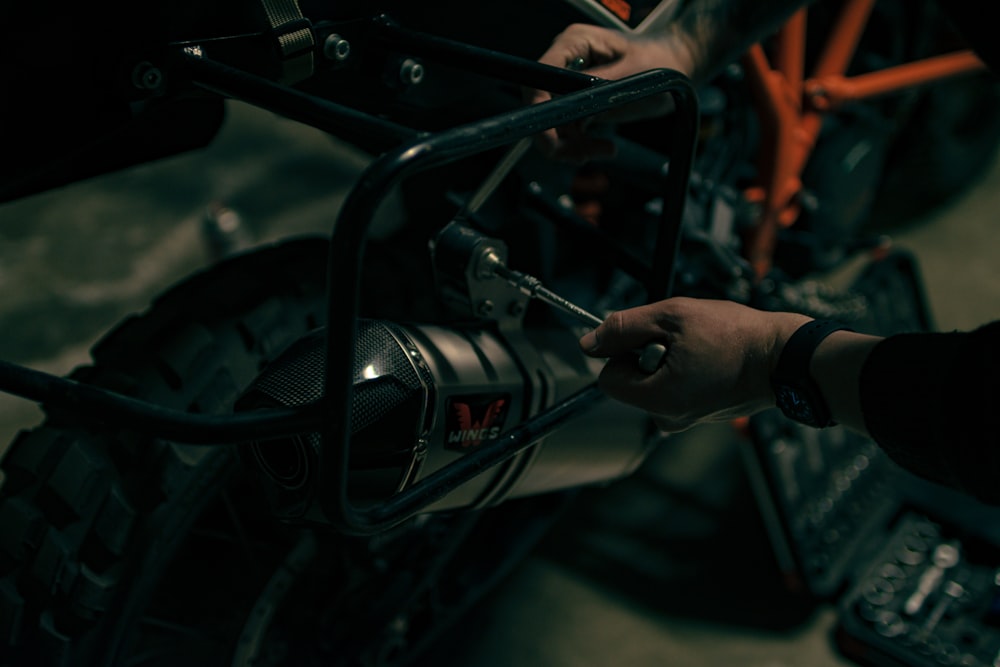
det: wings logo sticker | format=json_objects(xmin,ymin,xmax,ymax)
[{"xmin": 445, "ymin": 394, "xmax": 511, "ymax": 451}]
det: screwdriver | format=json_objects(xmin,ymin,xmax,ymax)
[
  {"xmin": 480, "ymin": 252, "xmax": 668, "ymax": 374},
  {"xmin": 458, "ymin": 54, "xmax": 668, "ymax": 373}
]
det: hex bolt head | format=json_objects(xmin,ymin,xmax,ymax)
[
  {"xmin": 132, "ymin": 62, "xmax": 163, "ymax": 91},
  {"xmin": 477, "ymin": 300, "xmax": 495, "ymax": 316},
  {"xmin": 399, "ymin": 58, "xmax": 425, "ymax": 85},
  {"xmin": 323, "ymin": 34, "xmax": 351, "ymax": 62}
]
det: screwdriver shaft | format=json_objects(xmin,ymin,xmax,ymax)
[
  {"xmin": 491, "ymin": 263, "xmax": 602, "ymax": 328},
  {"xmin": 534, "ymin": 285, "xmax": 604, "ymax": 329},
  {"xmin": 487, "ymin": 258, "xmax": 667, "ymax": 373}
]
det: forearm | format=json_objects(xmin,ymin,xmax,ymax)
[{"xmin": 665, "ymin": 0, "xmax": 814, "ymax": 82}]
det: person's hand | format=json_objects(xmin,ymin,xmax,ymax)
[
  {"xmin": 579, "ymin": 297, "xmax": 810, "ymax": 432},
  {"xmin": 530, "ymin": 23, "xmax": 698, "ymax": 163}
]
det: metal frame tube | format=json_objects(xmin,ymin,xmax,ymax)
[
  {"xmin": 182, "ymin": 52, "xmax": 420, "ymax": 153},
  {"xmin": 0, "ymin": 26, "xmax": 699, "ymax": 535},
  {"xmin": 0, "ymin": 360, "xmax": 325, "ymax": 442},
  {"xmin": 369, "ymin": 15, "xmax": 599, "ymax": 95},
  {"xmin": 319, "ymin": 65, "xmax": 697, "ymax": 533}
]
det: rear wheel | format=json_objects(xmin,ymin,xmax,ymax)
[
  {"xmin": 0, "ymin": 237, "xmax": 330, "ymax": 665},
  {"xmin": 0, "ymin": 237, "xmax": 561, "ymax": 666}
]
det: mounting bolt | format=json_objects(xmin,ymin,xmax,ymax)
[
  {"xmin": 477, "ymin": 300, "xmax": 495, "ymax": 317},
  {"xmin": 508, "ymin": 301, "xmax": 526, "ymax": 316},
  {"xmin": 476, "ymin": 248, "xmax": 504, "ymax": 280},
  {"xmin": 323, "ymin": 34, "xmax": 351, "ymax": 62},
  {"xmin": 399, "ymin": 58, "xmax": 425, "ymax": 86},
  {"xmin": 132, "ymin": 62, "xmax": 163, "ymax": 91}
]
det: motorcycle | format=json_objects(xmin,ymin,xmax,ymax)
[{"xmin": 0, "ymin": 0, "xmax": 996, "ymax": 665}]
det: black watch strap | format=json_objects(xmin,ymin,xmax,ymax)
[{"xmin": 771, "ymin": 319, "xmax": 852, "ymax": 428}]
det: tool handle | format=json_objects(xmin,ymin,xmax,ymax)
[{"xmin": 637, "ymin": 343, "xmax": 668, "ymax": 374}]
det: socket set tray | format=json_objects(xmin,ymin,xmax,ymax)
[
  {"xmin": 742, "ymin": 412, "xmax": 905, "ymax": 599},
  {"xmin": 835, "ymin": 511, "xmax": 1000, "ymax": 667},
  {"xmin": 743, "ymin": 247, "xmax": 933, "ymax": 599},
  {"xmin": 742, "ymin": 248, "xmax": 1000, "ymax": 666}
]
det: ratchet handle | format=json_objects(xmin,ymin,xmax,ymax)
[{"xmin": 636, "ymin": 343, "xmax": 668, "ymax": 374}]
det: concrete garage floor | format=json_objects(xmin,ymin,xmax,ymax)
[{"xmin": 1, "ymin": 99, "xmax": 999, "ymax": 666}]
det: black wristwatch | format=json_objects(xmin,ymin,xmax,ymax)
[{"xmin": 770, "ymin": 319, "xmax": 852, "ymax": 428}]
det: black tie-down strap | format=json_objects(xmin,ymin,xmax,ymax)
[{"xmin": 260, "ymin": 0, "xmax": 314, "ymax": 84}]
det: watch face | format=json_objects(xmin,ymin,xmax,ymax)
[{"xmin": 776, "ymin": 385, "xmax": 815, "ymax": 423}]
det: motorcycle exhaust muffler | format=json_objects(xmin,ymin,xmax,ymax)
[{"xmin": 235, "ymin": 319, "xmax": 657, "ymax": 524}]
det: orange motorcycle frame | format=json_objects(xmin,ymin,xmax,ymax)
[{"xmin": 739, "ymin": 0, "xmax": 986, "ymax": 280}]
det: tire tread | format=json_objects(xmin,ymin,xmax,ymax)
[{"xmin": 0, "ymin": 238, "xmax": 329, "ymax": 664}]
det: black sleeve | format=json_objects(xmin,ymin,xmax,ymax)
[{"xmin": 860, "ymin": 320, "xmax": 1000, "ymax": 504}]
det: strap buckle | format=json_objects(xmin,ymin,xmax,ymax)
[{"xmin": 260, "ymin": 0, "xmax": 315, "ymax": 84}]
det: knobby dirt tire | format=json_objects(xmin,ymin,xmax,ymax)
[{"xmin": 0, "ymin": 237, "xmax": 331, "ymax": 666}]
